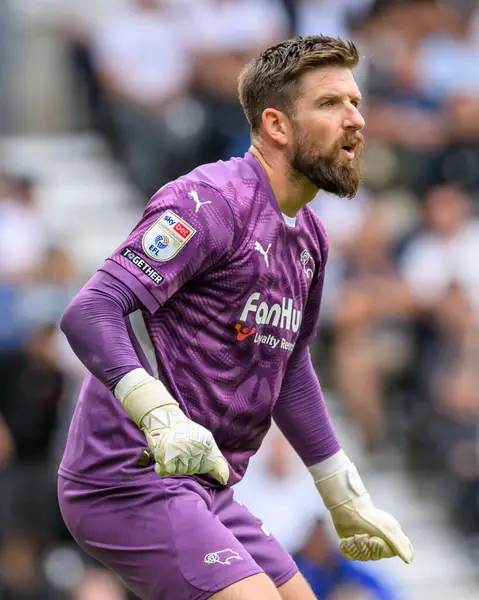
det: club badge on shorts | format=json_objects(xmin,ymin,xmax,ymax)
[{"xmin": 142, "ymin": 210, "xmax": 196, "ymax": 262}]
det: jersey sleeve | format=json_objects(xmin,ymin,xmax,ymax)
[
  {"xmin": 295, "ymin": 220, "xmax": 329, "ymax": 351},
  {"xmin": 99, "ymin": 182, "xmax": 235, "ymax": 313}
]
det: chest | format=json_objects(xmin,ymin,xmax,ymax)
[{"xmin": 197, "ymin": 218, "xmax": 320, "ymax": 356}]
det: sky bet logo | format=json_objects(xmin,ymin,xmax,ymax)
[
  {"xmin": 163, "ymin": 214, "xmax": 176, "ymax": 226},
  {"xmin": 162, "ymin": 213, "xmax": 191, "ymax": 239}
]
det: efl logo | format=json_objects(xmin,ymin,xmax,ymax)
[
  {"xmin": 143, "ymin": 210, "xmax": 196, "ymax": 262},
  {"xmin": 173, "ymin": 222, "xmax": 191, "ymax": 239}
]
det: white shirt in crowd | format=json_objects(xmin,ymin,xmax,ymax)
[
  {"xmin": 401, "ymin": 219, "xmax": 479, "ymax": 316},
  {"xmin": 90, "ymin": 3, "xmax": 192, "ymax": 105},
  {"xmin": 0, "ymin": 198, "xmax": 48, "ymax": 278},
  {"xmin": 183, "ymin": 0, "xmax": 289, "ymax": 53}
]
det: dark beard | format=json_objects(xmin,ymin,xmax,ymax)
[{"xmin": 290, "ymin": 130, "xmax": 364, "ymax": 198}]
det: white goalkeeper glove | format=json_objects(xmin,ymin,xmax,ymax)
[
  {"xmin": 310, "ymin": 450, "xmax": 414, "ymax": 564},
  {"xmin": 115, "ymin": 368, "xmax": 229, "ymax": 485}
]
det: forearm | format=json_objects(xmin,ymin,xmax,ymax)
[
  {"xmin": 60, "ymin": 270, "xmax": 143, "ymax": 390},
  {"xmin": 273, "ymin": 347, "xmax": 340, "ymax": 466},
  {"xmin": 275, "ymin": 350, "xmax": 413, "ymax": 564}
]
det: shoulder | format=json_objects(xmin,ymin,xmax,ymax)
[
  {"xmin": 146, "ymin": 178, "xmax": 234, "ymax": 227},
  {"xmin": 148, "ymin": 155, "xmax": 272, "ymax": 226},
  {"xmin": 186, "ymin": 155, "xmax": 271, "ymax": 217}
]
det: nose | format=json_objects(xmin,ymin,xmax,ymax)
[{"xmin": 344, "ymin": 104, "xmax": 365, "ymax": 131}]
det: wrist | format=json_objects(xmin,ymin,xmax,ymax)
[
  {"xmin": 309, "ymin": 450, "xmax": 368, "ymax": 511},
  {"xmin": 114, "ymin": 368, "xmax": 178, "ymax": 426},
  {"xmin": 308, "ymin": 449, "xmax": 351, "ymax": 481},
  {"xmin": 114, "ymin": 368, "xmax": 155, "ymax": 404}
]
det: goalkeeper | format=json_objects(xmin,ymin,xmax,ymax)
[{"xmin": 58, "ymin": 35, "xmax": 413, "ymax": 600}]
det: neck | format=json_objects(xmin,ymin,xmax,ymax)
[{"xmin": 248, "ymin": 144, "xmax": 318, "ymax": 218}]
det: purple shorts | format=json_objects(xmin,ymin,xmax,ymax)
[{"xmin": 58, "ymin": 475, "xmax": 297, "ymax": 600}]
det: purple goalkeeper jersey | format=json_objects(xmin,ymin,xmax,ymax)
[{"xmin": 59, "ymin": 152, "xmax": 328, "ymax": 487}]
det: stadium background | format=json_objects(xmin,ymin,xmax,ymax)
[{"xmin": 1, "ymin": 0, "xmax": 479, "ymax": 598}]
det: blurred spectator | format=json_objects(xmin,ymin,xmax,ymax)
[
  {"xmin": 188, "ymin": 0, "xmax": 288, "ymax": 98},
  {"xmin": 0, "ymin": 175, "xmax": 48, "ymax": 282},
  {"xmin": 359, "ymin": 1, "xmax": 467, "ymax": 195},
  {"xmin": 415, "ymin": 7, "xmax": 479, "ymax": 195},
  {"xmin": 294, "ymin": 519, "xmax": 396, "ymax": 600},
  {"xmin": 0, "ymin": 281, "xmax": 28, "ymax": 354},
  {"xmin": 91, "ymin": 0, "xmax": 190, "ymax": 109},
  {"xmin": 307, "ymin": 189, "xmax": 370, "ymax": 388},
  {"xmin": 19, "ymin": 246, "xmax": 76, "ymax": 328},
  {"xmin": 0, "ymin": 175, "xmax": 50, "ymax": 352},
  {"xmin": 186, "ymin": 0, "xmax": 290, "ymax": 163},
  {"xmin": 54, "ymin": 0, "xmax": 129, "ymax": 129},
  {"xmin": 403, "ymin": 270, "xmax": 479, "ymax": 534},
  {"xmin": 400, "ymin": 185, "xmax": 479, "ymax": 317},
  {"xmin": 432, "ymin": 336, "xmax": 479, "ymax": 536},
  {"xmin": 296, "ymin": 0, "xmax": 373, "ymax": 39},
  {"xmin": 0, "ymin": 324, "xmax": 66, "ymax": 599},
  {"xmin": 329, "ymin": 587, "xmax": 377, "ymax": 600},
  {"xmin": 234, "ymin": 427, "xmax": 320, "ymax": 554},
  {"xmin": 472, "ymin": 2, "xmax": 479, "ymax": 48},
  {"xmin": 90, "ymin": 0, "xmax": 195, "ymax": 195},
  {"xmin": 331, "ymin": 211, "xmax": 416, "ymax": 450},
  {"xmin": 309, "ymin": 189, "xmax": 370, "ymax": 325},
  {"xmin": 394, "ymin": 185, "xmax": 479, "ymax": 531},
  {"xmin": 357, "ymin": 0, "xmax": 479, "ymax": 197}
]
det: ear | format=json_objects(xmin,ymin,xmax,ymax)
[{"xmin": 261, "ymin": 108, "xmax": 290, "ymax": 147}]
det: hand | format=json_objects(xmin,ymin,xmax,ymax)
[
  {"xmin": 312, "ymin": 451, "xmax": 413, "ymax": 564},
  {"xmin": 115, "ymin": 369, "xmax": 229, "ymax": 485},
  {"xmin": 331, "ymin": 493, "xmax": 414, "ymax": 563},
  {"xmin": 142, "ymin": 403, "xmax": 229, "ymax": 485}
]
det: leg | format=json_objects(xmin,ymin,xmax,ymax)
[
  {"xmin": 72, "ymin": 567, "xmax": 127, "ymax": 600},
  {"xmin": 210, "ymin": 573, "xmax": 280, "ymax": 600},
  {"xmin": 214, "ymin": 490, "xmax": 299, "ymax": 593},
  {"xmin": 278, "ymin": 572, "xmax": 316, "ymax": 600},
  {"xmin": 58, "ymin": 475, "xmax": 264, "ymax": 600},
  {"xmin": 212, "ymin": 493, "xmax": 316, "ymax": 600}
]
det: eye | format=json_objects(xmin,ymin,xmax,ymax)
[
  {"xmin": 351, "ymin": 99, "xmax": 362, "ymax": 108},
  {"xmin": 319, "ymin": 100, "xmax": 335, "ymax": 108}
]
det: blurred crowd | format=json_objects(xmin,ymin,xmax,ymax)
[{"xmin": 1, "ymin": 0, "xmax": 479, "ymax": 598}]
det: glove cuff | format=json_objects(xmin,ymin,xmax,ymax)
[
  {"xmin": 114, "ymin": 368, "xmax": 178, "ymax": 426},
  {"xmin": 310, "ymin": 451, "xmax": 368, "ymax": 510},
  {"xmin": 115, "ymin": 369, "xmax": 155, "ymax": 403}
]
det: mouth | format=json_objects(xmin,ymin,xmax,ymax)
[{"xmin": 341, "ymin": 145, "xmax": 355, "ymax": 160}]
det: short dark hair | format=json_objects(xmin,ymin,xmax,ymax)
[{"xmin": 238, "ymin": 35, "xmax": 359, "ymax": 131}]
